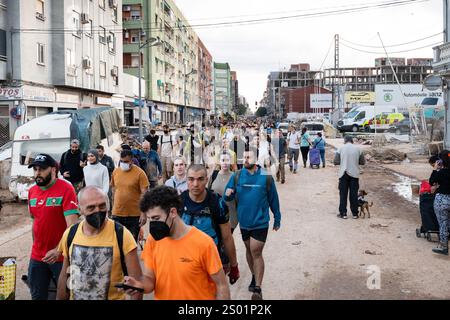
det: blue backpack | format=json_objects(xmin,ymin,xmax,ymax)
[{"xmin": 181, "ymin": 190, "xmax": 227, "ymax": 246}]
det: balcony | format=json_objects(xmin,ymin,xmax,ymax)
[
  {"xmin": 122, "ymin": 19, "xmax": 143, "ymax": 29},
  {"xmin": 123, "ymin": 43, "xmax": 140, "ymax": 53},
  {"xmin": 433, "ymin": 42, "xmax": 450, "ymax": 75},
  {"xmin": 123, "ymin": 66, "xmax": 143, "ymax": 77}
]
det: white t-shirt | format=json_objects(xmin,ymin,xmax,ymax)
[
  {"xmin": 159, "ymin": 134, "xmax": 173, "ymax": 157},
  {"xmin": 287, "ymin": 132, "xmax": 300, "ymax": 149}
]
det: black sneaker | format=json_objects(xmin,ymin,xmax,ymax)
[
  {"xmin": 432, "ymin": 244, "xmax": 449, "ymax": 255},
  {"xmin": 251, "ymin": 286, "xmax": 263, "ymax": 300},
  {"xmin": 293, "ymin": 170, "xmax": 297, "ymax": 174},
  {"xmin": 248, "ymin": 275, "xmax": 256, "ymax": 292},
  {"xmin": 281, "ymin": 180, "xmax": 285, "ymax": 184},
  {"xmin": 337, "ymin": 214, "xmax": 347, "ymax": 219}
]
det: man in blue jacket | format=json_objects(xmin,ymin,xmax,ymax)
[
  {"xmin": 224, "ymin": 147, "xmax": 281, "ymax": 300},
  {"xmin": 138, "ymin": 141, "xmax": 162, "ymax": 189}
]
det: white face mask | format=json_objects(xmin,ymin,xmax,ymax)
[{"xmin": 120, "ymin": 162, "xmax": 131, "ymax": 172}]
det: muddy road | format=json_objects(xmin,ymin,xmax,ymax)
[{"xmin": 1, "ymin": 148, "xmax": 449, "ymax": 300}]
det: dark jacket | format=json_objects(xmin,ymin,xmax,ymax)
[
  {"xmin": 145, "ymin": 134, "xmax": 160, "ymax": 152},
  {"xmin": 99, "ymin": 154, "xmax": 115, "ymax": 178},
  {"xmin": 59, "ymin": 149, "xmax": 87, "ymax": 183},
  {"xmin": 138, "ymin": 150, "xmax": 162, "ymax": 182}
]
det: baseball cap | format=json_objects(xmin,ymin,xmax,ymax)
[{"xmin": 28, "ymin": 154, "xmax": 57, "ymax": 169}]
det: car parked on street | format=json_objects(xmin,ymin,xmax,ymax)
[{"xmin": 388, "ymin": 117, "xmax": 413, "ymax": 135}]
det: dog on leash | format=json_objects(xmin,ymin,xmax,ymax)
[{"xmin": 358, "ymin": 190, "xmax": 373, "ymax": 218}]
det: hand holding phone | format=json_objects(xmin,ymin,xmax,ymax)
[{"xmin": 115, "ymin": 283, "xmax": 144, "ymax": 293}]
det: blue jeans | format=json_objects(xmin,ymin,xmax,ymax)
[
  {"xmin": 28, "ymin": 259, "xmax": 62, "ymax": 300},
  {"xmin": 319, "ymin": 149, "xmax": 325, "ymax": 165}
]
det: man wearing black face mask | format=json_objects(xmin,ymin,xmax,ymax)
[
  {"xmin": 122, "ymin": 186, "xmax": 230, "ymax": 300},
  {"xmin": 27, "ymin": 154, "xmax": 79, "ymax": 300},
  {"xmin": 56, "ymin": 186, "xmax": 143, "ymax": 300}
]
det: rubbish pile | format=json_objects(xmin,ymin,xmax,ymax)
[{"xmin": 364, "ymin": 148, "xmax": 408, "ymax": 163}]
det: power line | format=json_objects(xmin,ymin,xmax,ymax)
[
  {"xmin": 341, "ymin": 32, "xmax": 443, "ymax": 48},
  {"xmin": 340, "ymin": 40, "xmax": 443, "ymax": 54},
  {"xmin": 11, "ymin": 0, "xmax": 428, "ymax": 35}
]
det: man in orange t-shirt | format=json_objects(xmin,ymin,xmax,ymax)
[{"xmin": 122, "ymin": 186, "xmax": 230, "ymax": 300}]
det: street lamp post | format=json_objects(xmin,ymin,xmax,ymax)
[
  {"xmin": 183, "ymin": 63, "xmax": 197, "ymax": 124},
  {"xmin": 138, "ymin": 32, "xmax": 162, "ymax": 144}
]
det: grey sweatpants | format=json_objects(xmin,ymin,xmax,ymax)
[{"xmin": 434, "ymin": 193, "xmax": 450, "ymax": 244}]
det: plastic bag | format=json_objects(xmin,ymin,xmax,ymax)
[{"xmin": 0, "ymin": 257, "xmax": 17, "ymax": 300}]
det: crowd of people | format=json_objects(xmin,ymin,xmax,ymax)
[{"xmin": 27, "ymin": 119, "xmax": 329, "ymax": 301}]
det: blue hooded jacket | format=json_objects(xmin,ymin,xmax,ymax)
[{"xmin": 224, "ymin": 167, "xmax": 281, "ymax": 230}]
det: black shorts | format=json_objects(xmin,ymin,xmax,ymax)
[{"xmin": 240, "ymin": 227, "xmax": 269, "ymax": 243}]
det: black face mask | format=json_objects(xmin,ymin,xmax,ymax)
[
  {"xmin": 164, "ymin": 130, "xmax": 169, "ymax": 134},
  {"xmin": 35, "ymin": 172, "xmax": 52, "ymax": 187},
  {"xmin": 85, "ymin": 211, "xmax": 107, "ymax": 230},
  {"xmin": 149, "ymin": 214, "xmax": 172, "ymax": 241}
]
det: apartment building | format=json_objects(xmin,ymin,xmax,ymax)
[
  {"xmin": 231, "ymin": 71, "xmax": 239, "ymax": 112},
  {"xmin": 265, "ymin": 63, "xmax": 321, "ymax": 116},
  {"xmin": 198, "ymin": 38, "xmax": 213, "ymax": 116},
  {"xmin": 123, "ymin": 0, "xmax": 203, "ymax": 124},
  {"xmin": 213, "ymin": 62, "xmax": 231, "ymax": 116},
  {"xmin": 0, "ymin": 0, "xmax": 124, "ymax": 146}
]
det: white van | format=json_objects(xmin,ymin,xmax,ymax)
[
  {"xmin": 337, "ymin": 105, "xmax": 398, "ymax": 132},
  {"xmin": 10, "ymin": 108, "xmax": 123, "ymax": 200}
]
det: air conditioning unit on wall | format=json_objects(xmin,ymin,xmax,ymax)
[
  {"xmin": 82, "ymin": 57, "xmax": 92, "ymax": 69},
  {"xmin": 111, "ymin": 68, "xmax": 118, "ymax": 77},
  {"xmin": 81, "ymin": 13, "xmax": 89, "ymax": 24}
]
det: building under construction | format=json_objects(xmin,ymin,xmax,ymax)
[{"xmin": 323, "ymin": 58, "xmax": 433, "ymax": 92}]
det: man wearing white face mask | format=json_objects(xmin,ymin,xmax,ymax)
[{"xmin": 111, "ymin": 150, "xmax": 149, "ymax": 242}]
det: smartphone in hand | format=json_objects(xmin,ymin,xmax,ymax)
[{"xmin": 114, "ymin": 283, "xmax": 144, "ymax": 293}]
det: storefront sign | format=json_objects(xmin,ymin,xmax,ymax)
[
  {"xmin": 0, "ymin": 87, "xmax": 22, "ymax": 100},
  {"xmin": 22, "ymin": 86, "xmax": 55, "ymax": 102},
  {"xmin": 96, "ymin": 97, "xmax": 112, "ymax": 106},
  {"xmin": 345, "ymin": 91, "xmax": 375, "ymax": 104}
]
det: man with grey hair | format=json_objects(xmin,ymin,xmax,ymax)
[
  {"xmin": 56, "ymin": 186, "xmax": 143, "ymax": 300},
  {"xmin": 334, "ymin": 135, "xmax": 366, "ymax": 219},
  {"xmin": 60, "ymin": 139, "xmax": 87, "ymax": 193}
]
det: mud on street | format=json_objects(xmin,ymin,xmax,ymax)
[{"xmin": 1, "ymin": 146, "xmax": 450, "ymax": 300}]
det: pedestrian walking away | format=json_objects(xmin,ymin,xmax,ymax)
[
  {"xmin": 165, "ymin": 156, "xmax": 188, "ymax": 194},
  {"xmin": 122, "ymin": 186, "xmax": 231, "ymax": 300},
  {"xmin": 56, "ymin": 186, "xmax": 143, "ymax": 300},
  {"xmin": 138, "ymin": 141, "xmax": 162, "ymax": 189},
  {"xmin": 158, "ymin": 125, "xmax": 174, "ymax": 183},
  {"xmin": 273, "ymin": 130, "xmax": 287, "ymax": 184},
  {"xmin": 111, "ymin": 150, "xmax": 149, "ymax": 242},
  {"xmin": 181, "ymin": 164, "xmax": 240, "ymax": 283},
  {"xmin": 334, "ymin": 136, "xmax": 366, "ymax": 219},
  {"xmin": 27, "ymin": 154, "xmax": 80, "ymax": 300},
  {"xmin": 429, "ymin": 150, "xmax": 450, "ymax": 255},
  {"xmin": 83, "ymin": 149, "xmax": 110, "ymax": 195},
  {"xmin": 59, "ymin": 139, "xmax": 87, "ymax": 193},
  {"xmin": 287, "ymin": 126, "xmax": 300, "ymax": 174},
  {"xmin": 300, "ymin": 127, "xmax": 311, "ymax": 168},
  {"xmin": 224, "ymin": 147, "xmax": 282, "ymax": 300},
  {"xmin": 313, "ymin": 132, "xmax": 326, "ymax": 168}
]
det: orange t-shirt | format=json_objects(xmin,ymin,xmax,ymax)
[{"xmin": 141, "ymin": 226, "xmax": 223, "ymax": 300}]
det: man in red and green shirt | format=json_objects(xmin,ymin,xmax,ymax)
[{"xmin": 27, "ymin": 153, "xmax": 79, "ymax": 300}]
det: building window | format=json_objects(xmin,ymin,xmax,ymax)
[
  {"xmin": 36, "ymin": 0, "xmax": 45, "ymax": 20},
  {"xmin": 131, "ymin": 10, "xmax": 141, "ymax": 20},
  {"xmin": 100, "ymin": 61, "xmax": 106, "ymax": 78},
  {"xmin": 99, "ymin": 26, "xmax": 106, "ymax": 44},
  {"xmin": 130, "ymin": 30, "xmax": 139, "ymax": 43},
  {"xmin": 131, "ymin": 54, "xmax": 140, "ymax": 67},
  {"xmin": 112, "ymin": 7, "xmax": 118, "ymax": 22},
  {"xmin": 85, "ymin": 20, "xmax": 93, "ymax": 37},
  {"xmin": 108, "ymin": 32, "xmax": 116, "ymax": 53},
  {"xmin": 37, "ymin": 43, "xmax": 45, "ymax": 65},
  {"xmin": 72, "ymin": 11, "xmax": 81, "ymax": 37}
]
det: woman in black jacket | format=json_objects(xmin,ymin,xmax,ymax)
[{"xmin": 429, "ymin": 150, "xmax": 450, "ymax": 255}]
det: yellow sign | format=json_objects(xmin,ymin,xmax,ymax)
[
  {"xmin": 0, "ymin": 257, "xmax": 16, "ymax": 300},
  {"xmin": 345, "ymin": 92, "xmax": 375, "ymax": 104}
]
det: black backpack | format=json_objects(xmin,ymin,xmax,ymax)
[
  {"xmin": 66, "ymin": 221, "xmax": 128, "ymax": 276},
  {"xmin": 181, "ymin": 190, "xmax": 227, "ymax": 246}
]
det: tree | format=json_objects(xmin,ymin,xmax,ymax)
[
  {"xmin": 235, "ymin": 104, "xmax": 248, "ymax": 116},
  {"xmin": 255, "ymin": 107, "xmax": 267, "ymax": 118}
]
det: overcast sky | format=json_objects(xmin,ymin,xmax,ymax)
[{"xmin": 175, "ymin": 0, "xmax": 443, "ymax": 111}]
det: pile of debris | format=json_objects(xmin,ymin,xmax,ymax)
[{"xmin": 364, "ymin": 148, "xmax": 408, "ymax": 163}]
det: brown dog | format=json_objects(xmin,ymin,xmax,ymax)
[{"xmin": 358, "ymin": 190, "xmax": 373, "ymax": 218}]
